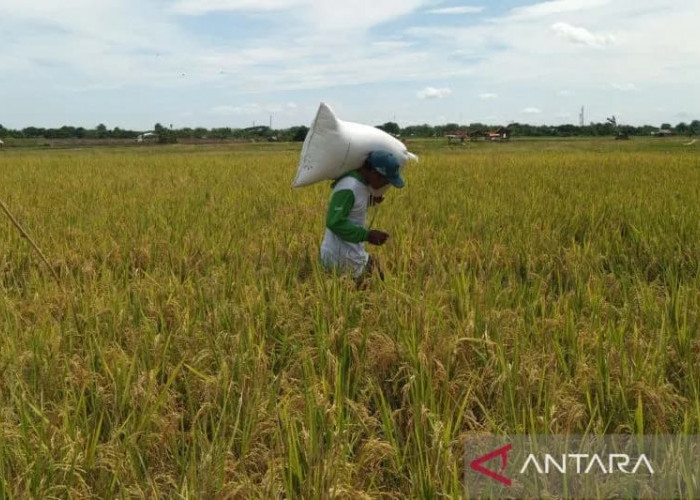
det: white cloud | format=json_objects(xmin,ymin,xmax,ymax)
[
  {"xmin": 0, "ymin": 0, "xmax": 438, "ymax": 95},
  {"xmin": 308, "ymin": 0, "xmax": 429, "ymax": 31},
  {"xmin": 612, "ymin": 83, "xmax": 638, "ymax": 91},
  {"xmin": 372, "ymin": 40, "xmax": 415, "ymax": 50},
  {"xmin": 479, "ymin": 93, "xmax": 498, "ymax": 100},
  {"xmin": 522, "ymin": 107, "xmax": 543, "ymax": 114},
  {"xmin": 209, "ymin": 105, "xmax": 259, "ymax": 115},
  {"xmin": 173, "ymin": 0, "xmax": 431, "ymax": 30},
  {"xmin": 417, "ymin": 87, "xmax": 452, "ymax": 99},
  {"xmin": 426, "ymin": 6, "xmax": 484, "ymax": 15},
  {"xmin": 209, "ymin": 103, "xmax": 290, "ymax": 115},
  {"xmin": 551, "ymin": 22, "xmax": 615, "ymax": 47},
  {"xmin": 509, "ymin": 0, "xmax": 610, "ymax": 20},
  {"xmin": 1, "ymin": 0, "xmax": 700, "ymax": 128},
  {"xmin": 172, "ymin": 0, "xmax": 302, "ymax": 15},
  {"xmin": 557, "ymin": 90, "xmax": 574, "ymax": 96}
]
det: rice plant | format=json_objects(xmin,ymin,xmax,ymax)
[{"xmin": 1, "ymin": 138, "xmax": 698, "ymax": 497}]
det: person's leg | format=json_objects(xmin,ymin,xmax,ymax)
[{"xmin": 355, "ymin": 255, "xmax": 384, "ymax": 289}]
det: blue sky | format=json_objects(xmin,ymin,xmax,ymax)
[{"xmin": 1, "ymin": 0, "xmax": 698, "ymax": 130}]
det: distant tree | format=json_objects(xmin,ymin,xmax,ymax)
[
  {"xmin": 618, "ymin": 125, "xmax": 636, "ymax": 137},
  {"xmin": 95, "ymin": 123, "xmax": 108, "ymax": 138},
  {"xmin": 508, "ymin": 122, "xmax": 537, "ymax": 136},
  {"xmin": 174, "ymin": 127, "xmax": 194, "ymax": 139},
  {"xmin": 22, "ymin": 127, "xmax": 45, "ymax": 138},
  {"xmin": 402, "ymin": 124, "xmax": 433, "ymax": 137},
  {"xmin": 158, "ymin": 133, "xmax": 177, "ymax": 144},
  {"xmin": 230, "ymin": 128, "xmax": 246, "ymax": 139},
  {"xmin": 556, "ymin": 124, "xmax": 578, "ymax": 137},
  {"xmin": 690, "ymin": 120, "xmax": 700, "ymax": 136},
  {"xmin": 468, "ymin": 122, "xmax": 488, "ymax": 134},
  {"xmin": 210, "ymin": 127, "xmax": 232, "ymax": 139},
  {"xmin": 660, "ymin": 123, "xmax": 672, "ymax": 130},
  {"xmin": 158, "ymin": 130, "xmax": 178, "ymax": 144},
  {"xmin": 675, "ymin": 122, "xmax": 690, "ymax": 136},
  {"xmin": 376, "ymin": 121, "xmax": 401, "ymax": 136},
  {"xmin": 240, "ymin": 126, "xmax": 272, "ymax": 140},
  {"xmin": 289, "ymin": 125, "xmax": 309, "ymax": 142},
  {"xmin": 590, "ymin": 121, "xmax": 616, "ymax": 136},
  {"xmin": 53, "ymin": 126, "xmax": 76, "ymax": 138},
  {"xmin": 443, "ymin": 123, "xmax": 460, "ymax": 134}
]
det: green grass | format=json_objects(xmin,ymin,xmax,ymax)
[{"xmin": 1, "ymin": 138, "xmax": 699, "ymax": 497}]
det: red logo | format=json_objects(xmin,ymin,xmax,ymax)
[{"xmin": 469, "ymin": 443, "xmax": 512, "ymax": 486}]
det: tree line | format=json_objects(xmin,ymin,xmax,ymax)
[
  {"xmin": 387, "ymin": 120, "xmax": 700, "ymax": 138},
  {"xmin": 0, "ymin": 122, "xmax": 311, "ymax": 143},
  {"xmin": 1, "ymin": 119, "xmax": 699, "ymax": 142}
]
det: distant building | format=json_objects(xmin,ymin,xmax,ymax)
[
  {"xmin": 445, "ymin": 129, "xmax": 469, "ymax": 144},
  {"xmin": 651, "ymin": 129, "xmax": 672, "ymax": 137},
  {"xmin": 486, "ymin": 127, "xmax": 511, "ymax": 141},
  {"xmin": 136, "ymin": 132, "xmax": 158, "ymax": 143}
]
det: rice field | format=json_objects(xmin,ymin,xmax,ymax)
[{"xmin": 1, "ymin": 138, "xmax": 699, "ymax": 498}]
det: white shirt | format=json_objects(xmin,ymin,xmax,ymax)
[{"xmin": 320, "ymin": 175, "xmax": 370, "ymax": 278}]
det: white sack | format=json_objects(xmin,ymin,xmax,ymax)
[{"xmin": 292, "ymin": 102, "xmax": 417, "ymax": 188}]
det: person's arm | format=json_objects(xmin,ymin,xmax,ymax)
[{"xmin": 326, "ymin": 189, "xmax": 369, "ymax": 243}]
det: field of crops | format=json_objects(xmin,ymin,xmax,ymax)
[{"xmin": 1, "ymin": 138, "xmax": 699, "ymax": 497}]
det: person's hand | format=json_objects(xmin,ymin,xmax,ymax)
[
  {"xmin": 369, "ymin": 195, "xmax": 384, "ymax": 206},
  {"xmin": 367, "ymin": 230, "xmax": 389, "ymax": 245}
]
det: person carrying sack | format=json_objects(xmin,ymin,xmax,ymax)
[{"xmin": 319, "ymin": 150, "xmax": 405, "ymax": 284}]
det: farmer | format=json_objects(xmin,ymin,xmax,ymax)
[{"xmin": 320, "ymin": 150, "xmax": 405, "ymax": 283}]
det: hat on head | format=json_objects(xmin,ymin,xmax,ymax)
[{"xmin": 367, "ymin": 150, "xmax": 405, "ymax": 188}]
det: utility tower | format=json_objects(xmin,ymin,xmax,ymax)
[{"xmin": 579, "ymin": 106, "xmax": 585, "ymax": 127}]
